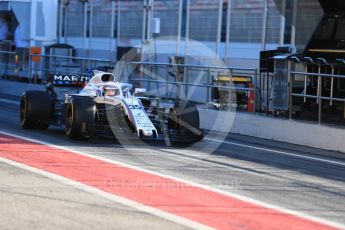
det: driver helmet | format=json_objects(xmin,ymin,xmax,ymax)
[{"xmin": 104, "ymin": 86, "xmax": 119, "ymax": 96}]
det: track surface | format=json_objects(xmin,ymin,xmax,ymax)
[{"xmin": 1, "ymin": 96, "xmax": 345, "ymax": 229}]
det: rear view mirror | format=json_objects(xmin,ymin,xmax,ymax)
[{"xmin": 134, "ymin": 88, "xmax": 147, "ymax": 95}]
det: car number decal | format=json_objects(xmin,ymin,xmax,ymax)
[{"xmin": 128, "ymin": 105, "xmax": 141, "ymax": 110}]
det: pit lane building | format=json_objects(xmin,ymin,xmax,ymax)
[{"xmin": 0, "ymin": 0, "xmax": 323, "ymax": 67}]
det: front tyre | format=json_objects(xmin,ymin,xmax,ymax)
[
  {"xmin": 168, "ymin": 101, "xmax": 203, "ymax": 143},
  {"xmin": 65, "ymin": 97, "xmax": 96, "ymax": 140}
]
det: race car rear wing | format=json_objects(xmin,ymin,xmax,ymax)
[{"xmin": 48, "ymin": 74, "xmax": 90, "ymax": 88}]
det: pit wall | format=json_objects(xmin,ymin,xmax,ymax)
[{"xmin": 199, "ymin": 108, "xmax": 345, "ymax": 153}]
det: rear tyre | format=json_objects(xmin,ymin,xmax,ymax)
[
  {"xmin": 20, "ymin": 91, "xmax": 52, "ymax": 129},
  {"xmin": 65, "ymin": 97, "xmax": 96, "ymax": 140}
]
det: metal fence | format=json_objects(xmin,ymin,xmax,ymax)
[
  {"xmin": 0, "ymin": 49, "xmax": 30, "ymax": 80},
  {"xmin": 290, "ymin": 70, "xmax": 345, "ymax": 125},
  {"xmin": 122, "ymin": 61, "xmax": 257, "ymax": 110},
  {"xmin": 0, "ymin": 50, "xmax": 258, "ymax": 112}
]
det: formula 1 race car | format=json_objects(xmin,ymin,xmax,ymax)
[{"xmin": 19, "ymin": 71, "xmax": 203, "ymax": 144}]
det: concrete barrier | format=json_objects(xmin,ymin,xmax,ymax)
[{"xmin": 200, "ymin": 108, "xmax": 345, "ymax": 153}]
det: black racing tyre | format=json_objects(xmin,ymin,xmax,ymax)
[
  {"xmin": 20, "ymin": 91, "xmax": 52, "ymax": 129},
  {"xmin": 168, "ymin": 101, "xmax": 201, "ymax": 134},
  {"xmin": 65, "ymin": 97, "xmax": 96, "ymax": 140}
]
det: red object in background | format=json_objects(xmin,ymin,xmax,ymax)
[
  {"xmin": 247, "ymin": 84, "xmax": 255, "ymax": 112},
  {"xmin": 30, "ymin": 47, "xmax": 42, "ymax": 63}
]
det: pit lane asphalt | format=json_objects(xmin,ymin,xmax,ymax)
[{"xmin": 1, "ymin": 95, "xmax": 345, "ymax": 227}]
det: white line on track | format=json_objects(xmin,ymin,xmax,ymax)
[
  {"xmin": 0, "ymin": 157, "xmax": 213, "ymax": 230},
  {"xmin": 205, "ymin": 137, "xmax": 345, "ymax": 167},
  {"xmin": 0, "ymin": 98, "xmax": 20, "ymax": 105},
  {"xmin": 1, "ymin": 130, "xmax": 345, "ymax": 229}
]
